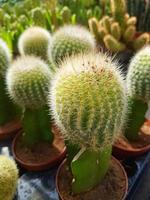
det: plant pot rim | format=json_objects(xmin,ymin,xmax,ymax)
[
  {"xmin": 12, "ymin": 130, "xmax": 67, "ymax": 171},
  {"xmin": 0, "ymin": 119, "xmax": 21, "ymax": 140},
  {"xmin": 56, "ymin": 156, "xmax": 128, "ymax": 200}
]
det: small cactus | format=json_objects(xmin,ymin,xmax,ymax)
[
  {"xmin": 6, "ymin": 56, "xmax": 53, "ymax": 146},
  {"xmin": 49, "ymin": 25, "xmax": 96, "ymax": 64},
  {"xmin": 18, "ymin": 26, "xmax": 52, "ymax": 61},
  {"xmin": 31, "ymin": 7, "xmax": 46, "ymax": 28},
  {"xmin": 49, "ymin": 52, "xmax": 127, "ymax": 193},
  {"xmin": 0, "ymin": 155, "xmax": 18, "ymax": 200},
  {"xmin": 125, "ymin": 46, "xmax": 150, "ymax": 140}
]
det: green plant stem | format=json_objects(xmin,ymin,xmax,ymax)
[
  {"xmin": 125, "ymin": 97, "xmax": 148, "ymax": 141},
  {"xmin": 0, "ymin": 78, "xmax": 18, "ymax": 125},
  {"xmin": 22, "ymin": 107, "xmax": 53, "ymax": 147},
  {"xmin": 70, "ymin": 145, "xmax": 112, "ymax": 193}
]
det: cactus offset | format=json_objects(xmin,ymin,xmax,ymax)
[
  {"xmin": 49, "ymin": 25, "xmax": 96, "ymax": 64},
  {"xmin": 6, "ymin": 56, "xmax": 53, "ymax": 146},
  {"xmin": 0, "ymin": 155, "xmax": 18, "ymax": 200},
  {"xmin": 18, "ymin": 26, "xmax": 52, "ymax": 61},
  {"xmin": 49, "ymin": 52, "xmax": 127, "ymax": 193}
]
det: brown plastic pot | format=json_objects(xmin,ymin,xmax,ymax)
[
  {"xmin": 113, "ymin": 120, "xmax": 150, "ymax": 159},
  {"xmin": 56, "ymin": 157, "xmax": 128, "ymax": 200},
  {"xmin": 0, "ymin": 119, "xmax": 21, "ymax": 140},
  {"xmin": 12, "ymin": 125, "xmax": 66, "ymax": 171}
]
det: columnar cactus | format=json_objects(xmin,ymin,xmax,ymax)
[
  {"xmin": 6, "ymin": 56, "xmax": 53, "ymax": 146},
  {"xmin": 49, "ymin": 25, "xmax": 96, "ymax": 64},
  {"xmin": 0, "ymin": 39, "xmax": 19, "ymax": 126},
  {"xmin": 49, "ymin": 52, "xmax": 127, "ymax": 193},
  {"xmin": 18, "ymin": 26, "xmax": 52, "ymax": 61},
  {"xmin": 125, "ymin": 46, "xmax": 150, "ymax": 140},
  {"xmin": 0, "ymin": 155, "xmax": 18, "ymax": 200}
]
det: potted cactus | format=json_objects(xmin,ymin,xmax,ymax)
[
  {"xmin": 113, "ymin": 46, "xmax": 150, "ymax": 158},
  {"xmin": 0, "ymin": 155, "xmax": 18, "ymax": 200},
  {"xmin": 88, "ymin": 0, "xmax": 149, "ymax": 73},
  {"xmin": 6, "ymin": 56, "xmax": 66, "ymax": 171},
  {"xmin": 49, "ymin": 52, "xmax": 128, "ymax": 200},
  {"xmin": 49, "ymin": 25, "xmax": 96, "ymax": 65},
  {"xmin": 0, "ymin": 39, "xmax": 21, "ymax": 140}
]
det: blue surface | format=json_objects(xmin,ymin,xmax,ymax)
[{"xmin": 1, "ymin": 139, "xmax": 150, "ymax": 200}]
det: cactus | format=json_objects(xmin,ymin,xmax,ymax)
[
  {"xmin": 49, "ymin": 52, "xmax": 127, "ymax": 193},
  {"xmin": 49, "ymin": 25, "xmax": 96, "ymax": 64},
  {"xmin": 0, "ymin": 39, "xmax": 19, "ymax": 126},
  {"xmin": 60, "ymin": 6, "xmax": 71, "ymax": 24},
  {"xmin": 125, "ymin": 46, "xmax": 150, "ymax": 140},
  {"xmin": 0, "ymin": 155, "xmax": 18, "ymax": 200},
  {"xmin": 6, "ymin": 56, "xmax": 53, "ymax": 146},
  {"xmin": 18, "ymin": 26, "xmax": 52, "ymax": 62},
  {"xmin": 31, "ymin": 7, "xmax": 46, "ymax": 28}
]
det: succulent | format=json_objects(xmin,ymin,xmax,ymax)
[
  {"xmin": 0, "ymin": 155, "xmax": 18, "ymax": 200},
  {"xmin": 6, "ymin": 56, "xmax": 53, "ymax": 146},
  {"xmin": 49, "ymin": 25, "xmax": 96, "ymax": 64},
  {"xmin": 125, "ymin": 46, "xmax": 150, "ymax": 140},
  {"xmin": 89, "ymin": 0, "xmax": 150, "ymax": 53},
  {"xmin": 31, "ymin": 7, "xmax": 46, "ymax": 28},
  {"xmin": 49, "ymin": 52, "xmax": 127, "ymax": 193},
  {"xmin": 18, "ymin": 26, "xmax": 52, "ymax": 61}
]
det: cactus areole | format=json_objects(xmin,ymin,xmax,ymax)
[{"xmin": 50, "ymin": 52, "xmax": 127, "ymax": 193}]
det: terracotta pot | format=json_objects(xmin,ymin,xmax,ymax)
[
  {"xmin": 0, "ymin": 119, "xmax": 21, "ymax": 140},
  {"xmin": 113, "ymin": 120, "xmax": 150, "ymax": 159},
  {"xmin": 56, "ymin": 157, "xmax": 128, "ymax": 200},
  {"xmin": 12, "ymin": 126, "xmax": 66, "ymax": 171}
]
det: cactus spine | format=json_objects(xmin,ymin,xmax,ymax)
[
  {"xmin": 49, "ymin": 52, "xmax": 127, "ymax": 193},
  {"xmin": 125, "ymin": 46, "xmax": 150, "ymax": 140},
  {"xmin": 49, "ymin": 25, "xmax": 96, "ymax": 64},
  {"xmin": 18, "ymin": 26, "xmax": 52, "ymax": 62},
  {"xmin": 0, "ymin": 155, "xmax": 18, "ymax": 200},
  {"xmin": 6, "ymin": 56, "xmax": 53, "ymax": 146}
]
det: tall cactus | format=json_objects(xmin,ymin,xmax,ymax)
[
  {"xmin": 0, "ymin": 155, "xmax": 18, "ymax": 200},
  {"xmin": 49, "ymin": 52, "xmax": 127, "ymax": 193},
  {"xmin": 125, "ymin": 46, "xmax": 150, "ymax": 140},
  {"xmin": 6, "ymin": 56, "xmax": 53, "ymax": 146},
  {"xmin": 49, "ymin": 25, "xmax": 96, "ymax": 64},
  {"xmin": 18, "ymin": 26, "xmax": 52, "ymax": 62}
]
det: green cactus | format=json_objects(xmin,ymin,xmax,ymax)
[
  {"xmin": 123, "ymin": 25, "xmax": 136, "ymax": 43},
  {"xmin": 18, "ymin": 26, "xmax": 52, "ymax": 62},
  {"xmin": 125, "ymin": 46, "xmax": 150, "ymax": 140},
  {"xmin": 0, "ymin": 39, "xmax": 19, "ymax": 126},
  {"xmin": 31, "ymin": 7, "xmax": 46, "ymax": 28},
  {"xmin": 49, "ymin": 25, "xmax": 96, "ymax": 64},
  {"xmin": 0, "ymin": 155, "xmax": 18, "ymax": 200},
  {"xmin": 6, "ymin": 56, "xmax": 53, "ymax": 146},
  {"xmin": 60, "ymin": 6, "xmax": 71, "ymax": 24},
  {"xmin": 133, "ymin": 33, "xmax": 150, "ymax": 50},
  {"xmin": 49, "ymin": 52, "xmax": 127, "ymax": 193}
]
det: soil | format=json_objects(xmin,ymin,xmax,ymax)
[
  {"xmin": 15, "ymin": 125, "xmax": 65, "ymax": 164},
  {"xmin": 57, "ymin": 158, "xmax": 127, "ymax": 200},
  {"xmin": 0, "ymin": 119, "xmax": 21, "ymax": 139}
]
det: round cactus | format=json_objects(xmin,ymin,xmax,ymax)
[
  {"xmin": 50, "ymin": 52, "xmax": 126, "ymax": 151},
  {"xmin": 18, "ymin": 26, "xmax": 52, "ymax": 61},
  {"xmin": 49, "ymin": 25, "xmax": 96, "ymax": 64},
  {"xmin": 127, "ymin": 46, "xmax": 150, "ymax": 102},
  {"xmin": 0, "ymin": 38, "xmax": 11, "ymax": 77},
  {"xmin": 6, "ymin": 56, "xmax": 51, "ymax": 109},
  {"xmin": 0, "ymin": 155, "xmax": 18, "ymax": 200}
]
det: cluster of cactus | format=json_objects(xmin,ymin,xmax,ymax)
[
  {"xmin": 49, "ymin": 25, "xmax": 96, "ymax": 64},
  {"xmin": 50, "ymin": 52, "xmax": 127, "ymax": 193},
  {"xmin": 127, "ymin": 0, "xmax": 150, "ymax": 32},
  {"xmin": 6, "ymin": 56, "xmax": 53, "ymax": 146},
  {"xmin": 0, "ymin": 155, "xmax": 18, "ymax": 200},
  {"xmin": 0, "ymin": 39, "xmax": 19, "ymax": 126},
  {"xmin": 124, "ymin": 46, "xmax": 150, "ymax": 141},
  {"xmin": 89, "ymin": 0, "xmax": 150, "ymax": 53}
]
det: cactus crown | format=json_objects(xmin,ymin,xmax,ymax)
[
  {"xmin": 6, "ymin": 56, "xmax": 51, "ymax": 109},
  {"xmin": 127, "ymin": 46, "xmax": 150, "ymax": 102},
  {"xmin": 0, "ymin": 155, "xmax": 18, "ymax": 200},
  {"xmin": 50, "ymin": 52, "xmax": 127, "ymax": 151},
  {"xmin": 49, "ymin": 25, "xmax": 96, "ymax": 64},
  {"xmin": 0, "ymin": 39, "xmax": 11, "ymax": 77},
  {"xmin": 18, "ymin": 26, "xmax": 51, "ymax": 61}
]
